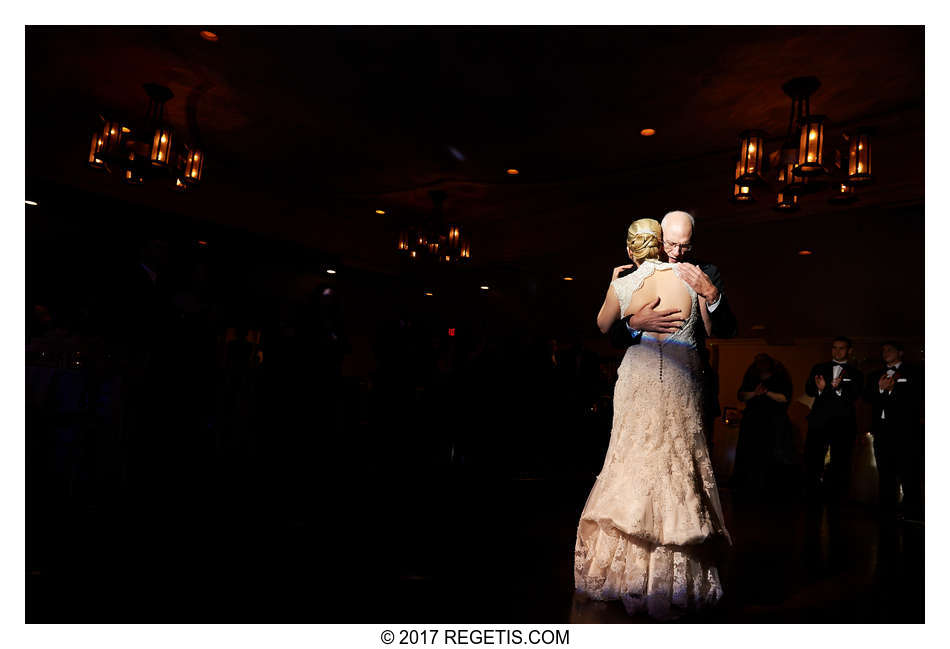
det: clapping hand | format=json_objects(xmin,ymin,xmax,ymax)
[
  {"xmin": 879, "ymin": 374, "xmax": 896, "ymax": 392},
  {"xmin": 753, "ymin": 383, "xmax": 768, "ymax": 397},
  {"xmin": 815, "ymin": 374, "xmax": 827, "ymax": 392}
]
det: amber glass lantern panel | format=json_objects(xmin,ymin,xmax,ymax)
[
  {"xmin": 737, "ymin": 130, "xmax": 766, "ymax": 184},
  {"xmin": 397, "ymin": 232, "xmax": 409, "ymax": 251},
  {"xmin": 774, "ymin": 192, "xmax": 798, "ymax": 210},
  {"xmin": 150, "ymin": 127, "xmax": 173, "ymax": 167},
  {"xmin": 447, "ymin": 225, "xmax": 461, "ymax": 248},
  {"xmin": 183, "ymin": 147, "xmax": 204, "ymax": 184},
  {"xmin": 795, "ymin": 115, "xmax": 825, "ymax": 175},
  {"xmin": 848, "ymin": 132, "xmax": 872, "ymax": 184},
  {"xmin": 733, "ymin": 160, "xmax": 754, "ymax": 201},
  {"xmin": 88, "ymin": 120, "xmax": 121, "ymax": 169}
]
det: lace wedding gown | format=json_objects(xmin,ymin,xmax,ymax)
[{"xmin": 574, "ymin": 260, "xmax": 731, "ymax": 620}]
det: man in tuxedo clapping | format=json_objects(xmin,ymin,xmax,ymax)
[
  {"xmin": 803, "ymin": 336, "xmax": 864, "ymax": 502},
  {"xmin": 865, "ymin": 341, "xmax": 923, "ymax": 521}
]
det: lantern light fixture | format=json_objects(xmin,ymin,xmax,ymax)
[
  {"xmin": 848, "ymin": 129, "xmax": 873, "ymax": 184},
  {"xmin": 732, "ymin": 159, "xmax": 754, "ymax": 202},
  {"xmin": 795, "ymin": 114, "xmax": 826, "ymax": 176},
  {"xmin": 736, "ymin": 130, "xmax": 767, "ymax": 185},
  {"xmin": 774, "ymin": 192, "xmax": 799, "ymax": 211}
]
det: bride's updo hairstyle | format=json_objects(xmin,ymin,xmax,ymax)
[{"xmin": 625, "ymin": 218, "xmax": 663, "ymax": 264}]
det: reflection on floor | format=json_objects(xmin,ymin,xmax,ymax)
[{"xmin": 27, "ymin": 468, "xmax": 923, "ymax": 622}]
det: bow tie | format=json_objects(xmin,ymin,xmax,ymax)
[
  {"xmin": 832, "ymin": 361, "xmax": 847, "ymax": 365},
  {"xmin": 887, "ymin": 365, "xmax": 899, "ymax": 370}
]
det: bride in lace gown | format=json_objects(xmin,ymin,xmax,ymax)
[{"xmin": 574, "ymin": 218, "xmax": 731, "ymax": 620}]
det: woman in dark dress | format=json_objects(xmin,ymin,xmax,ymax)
[{"xmin": 731, "ymin": 354, "xmax": 796, "ymax": 496}]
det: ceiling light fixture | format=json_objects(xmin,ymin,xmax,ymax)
[
  {"xmin": 397, "ymin": 189, "xmax": 471, "ymax": 264},
  {"xmin": 200, "ymin": 30, "xmax": 219, "ymax": 42},
  {"xmin": 733, "ymin": 76, "xmax": 875, "ymax": 208},
  {"xmin": 85, "ymin": 83, "xmax": 207, "ymax": 192},
  {"xmin": 640, "ymin": 128, "xmax": 656, "ymax": 136},
  {"xmin": 480, "ymin": 285, "xmax": 490, "ymax": 290},
  {"xmin": 506, "ymin": 169, "xmax": 519, "ymax": 175},
  {"xmin": 563, "ymin": 276, "xmax": 574, "ymax": 281},
  {"xmin": 327, "ymin": 269, "xmax": 337, "ymax": 274},
  {"xmin": 376, "ymin": 209, "xmax": 386, "ymax": 214},
  {"xmin": 25, "ymin": 200, "xmax": 37, "ymax": 206},
  {"xmin": 797, "ymin": 250, "xmax": 813, "ymax": 256}
]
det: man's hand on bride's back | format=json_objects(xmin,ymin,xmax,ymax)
[{"xmin": 628, "ymin": 297, "xmax": 684, "ymax": 334}]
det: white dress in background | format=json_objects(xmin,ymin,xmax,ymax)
[{"xmin": 573, "ymin": 259, "xmax": 732, "ymax": 620}]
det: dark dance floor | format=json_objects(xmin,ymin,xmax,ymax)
[{"xmin": 26, "ymin": 467, "xmax": 923, "ymax": 623}]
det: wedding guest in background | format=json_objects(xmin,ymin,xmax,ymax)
[
  {"xmin": 732, "ymin": 354, "xmax": 796, "ymax": 497},
  {"xmin": 803, "ymin": 336, "xmax": 864, "ymax": 503},
  {"xmin": 864, "ymin": 341, "xmax": 924, "ymax": 522}
]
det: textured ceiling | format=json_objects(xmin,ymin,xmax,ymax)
[{"xmin": 26, "ymin": 26, "xmax": 924, "ymax": 281}]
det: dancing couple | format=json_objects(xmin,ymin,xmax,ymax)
[{"xmin": 574, "ymin": 211, "xmax": 736, "ymax": 620}]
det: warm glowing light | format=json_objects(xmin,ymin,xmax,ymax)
[
  {"xmin": 809, "ymin": 130, "xmax": 816, "ymax": 141},
  {"xmin": 740, "ymin": 186, "xmax": 749, "ymax": 194},
  {"xmin": 506, "ymin": 169, "xmax": 519, "ymax": 175},
  {"xmin": 25, "ymin": 200, "xmax": 37, "ymax": 206},
  {"xmin": 410, "ymin": 251, "xmax": 417, "ymax": 258},
  {"xmin": 161, "ymin": 134, "xmax": 167, "ymax": 143},
  {"xmin": 798, "ymin": 250, "xmax": 813, "ymax": 256},
  {"xmin": 448, "ymin": 328, "xmax": 456, "ymax": 337},
  {"xmin": 748, "ymin": 144, "xmax": 755, "ymax": 153},
  {"xmin": 121, "ymin": 126, "xmax": 131, "ymax": 133},
  {"xmin": 425, "ymin": 292, "xmax": 433, "ymax": 296},
  {"xmin": 445, "ymin": 255, "xmax": 450, "ymax": 261},
  {"xmin": 857, "ymin": 163, "xmax": 863, "ymax": 173},
  {"xmin": 327, "ymin": 269, "xmax": 337, "ymax": 274},
  {"xmin": 563, "ymin": 276, "xmax": 574, "ymax": 281},
  {"xmin": 858, "ymin": 143, "xmax": 863, "ymax": 151},
  {"xmin": 480, "ymin": 286, "xmax": 490, "ymax": 290},
  {"xmin": 200, "ymin": 30, "xmax": 219, "ymax": 42},
  {"xmin": 376, "ymin": 209, "xmax": 386, "ymax": 214},
  {"xmin": 110, "ymin": 128, "xmax": 116, "ymax": 136},
  {"xmin": 640, "ymin": 128, "xmax": 656, "ymax": 136},
  {"xmin": 198, "ymin": 240, "xmax": 208, "ymax": 246}
]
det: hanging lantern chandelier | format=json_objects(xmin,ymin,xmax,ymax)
[
  {"xmin": 395, "ymin": 190, "xmax": 472, "ymax": 264},
  {"xmin": 731, "ymin": 76, "xmax": 875, "ymax": 209},
  {"xmin": 85, "ymin": 83, "xmax": 207, "ymax": 192}
]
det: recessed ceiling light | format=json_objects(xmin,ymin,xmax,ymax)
[
  {"xmin": 375, "ymin": 209, "xmax": 386, "ymax": 215},
  {"xmin": 563, "ymin": 276, "xmax": 574, "ymax": 281},
  {"xmin": 424, "ymin": 292, "xmax": 433, "ymax": 296},
  {"xmin": 797, "ymin": 250, "xmax": 813, "ymax": 256},
  {"xmin": 506, "ymin": 169, "xmax": 519, "ymax": 175},
  {"xmin": 640, "ymin": 128, "xmax": 656, "ymax": 136},
  {"xmin": 200, "ymin": 30, "xmax": 219, "ymax": 42},
  {"xmin": 480, "ymin": 285, "xmax": 490, "ymax": 290},
  {"xmin": 25, "ymin": 200, "xmax": 37, "ymax": 206},
  {"xmin": 327, "ymin": 269, "xmax": 337, "ymax": 274}
]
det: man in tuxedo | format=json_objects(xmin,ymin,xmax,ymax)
[
  {"xmin": 803, "ymin": 336, "xmax": 864, "ymax": 502},
  {"xmin": 864, "ymin": 341, "xmax": 923, "ymax": 520},
  {"xmin": 607, "ymin": 210, "xmax": 738, "ymax": 452}
]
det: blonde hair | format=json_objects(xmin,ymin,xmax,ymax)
[{"xmin": 625, "ymin": 218, "xmax": 662, "ymax": 264}]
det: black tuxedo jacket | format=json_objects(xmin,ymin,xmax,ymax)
[
  {"xmin": 605, "ymin": 259, "xmax": 736, "ymax": 418},
  {"xmin": 864, "ymin": 363, "xmax": 922, "ymax": 432},
  {"xmin": 805, "ymin": 361, "xmax": 863, "ymax": 425}
]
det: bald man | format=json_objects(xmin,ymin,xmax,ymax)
[{"xmin": 607, "ymin": 210, "xmax": 738, "ymax": 451}]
